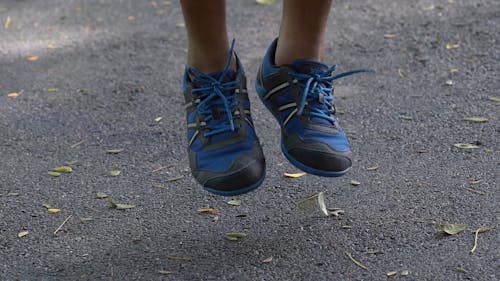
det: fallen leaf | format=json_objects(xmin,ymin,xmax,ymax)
[
  {"xmin": 176, "ymin": 22, "xmax": 185, "ymax": 28},
  {"xmin": 256, "ymin": 0, "xmax": 276, "ymax": 5},
  {"xmin": 108, "ymin": 199, "xmax": 136, "ymax": 210},
  {"xmin": 27, "ymin": 55, "xmax": 39, "ymax": 61},
  {"xmin": 197, "ymin": 207, "xmax": 217, "ymax": 214},
  {"xmin": 109, "ymin": 170, "xmax": 121, "ymax": 177},
  {"xmin": 155, "ymin": 117, "xmax": 162, "ymax": 122},
  {"xmin": 158, "ymin": 270, "xmax": 173, "ymax": 275},
  {"xmin": 48, "ymin": 171, "xmax": 61, "ymax": 177},
  {"xmin": 398, "ymin": 69, "xmax": 408, "ymax": 78},
  {"xmin": 422, "ymin": 5, "xmax": 436, "ymax": 11},
  {"xmin": 387, "ymin": 271, "xmax": 397, "ymax": 277},
  {"xmin": 470, "ymin": 179, "xmax": 482, "ymax": 184},
  {"xmin": 80, "ymin": 217, "xmax": 94, "ymax": 222},
  {"xmin": 18, "ymin": 231, "xmax": 29, "ymax": 238},
  {"xmin": 399, "ymin": 115, "xmax": 413, "ymax": 120},
  {"xmin": 453, "ymin": 143, "xmax": 480, "ymax": 149},
  {"xmin": 262, "ymin": 256, "xmax": 273, "ymax": 263},
  {"xmin": 446, "ymin": 43, "xmax": 460, "ymax": 49},
  {"xmin": 463, "ymin": 117, "xmax": 488, "ymax": 123},
  {"xmin": 127, "ymin": 15, "xmax": 136, "ymax": 21},
  {"xmin": 284, "ymin": 172, "xmax": 306, "ymax": 178},
  {"xmin": 42, "ymin": 203, "xmax": 52, "ymax": 209},
  {"xmin": 47, "ymin": 44, "xmax": 57, "ymax": 49},
  {"xmin": 297, "ymin": 193, "xmax": 319, "ymax": 212},
  {"xmin": 327, "ymin": 208, "xmax": 345, "ymax": 217},
  {"xmin": 4, "ymin": 16, "xmax": 12, "ymax": 29},
  {"xmin": 227, "ymin": 199, "xmax": 241, "ymax": 206},
  {"xmin": 445, "ymin": 80, "xmax": 454, "ymax": 86},
  {"xmin": 367, "ymin": 166, "xmax": 379, "ymax": 171},
  {"xmin": 350, "ymin": 180, "xmax": 361, "ymax": 186},
  {"xmin": 106, "ymin": 148, "xmax": 124, "ymax": 154},
  {"xmin": 317, "ymin": 192, "xmax": 329, "ymax": 216},
  {"xmin": 52, "ymin": 166, "xmax": 72, "ymax": 173},
  {"xmin": 437, "ymin": 223, "xmax": 467, "ymax": 235},
  {"xmin": 48, "ymin": 208, "xmax": 61, "ymax": 214},
  {"xmin": 96, "ymin": 192, "xmax": 108, "ymax": 199},
  {"xmin": 47, "ymin": 87, "xmax": 59, "ymax": 93},
  {"xmin": 488, "ymin": 96, "xmax": 500, "ymax": 102},
  {"xmin": 401, "ymin": 270, "xmax": 409, "ymax": 276},
  {"xmin": 167, "ymin": 256, "xmax": 192, "ymax": 261},
  {"xmin": 470, "ymin": 227, "xmax": 493, "ymax": 253},
  {"xmin": 7, "ymin": 192, "xmax": 20, "ymax": 196},
  {"xmin": 384, "ymin": 33, "xmax": 397, "ymax": 39},
  {"xmin": 7, "ymin": 92, "xmax": 19, "ymax": 98},
  {"xmin": 450, "ymin": 68, "xmax": 459, "ymax": 73},
  {"xmin": 225, "ymin": 232, "xmax": 246, "ymax": 241},
  {"xmin": 66, "ymin": 160, "xmax": 78, "ymax": 165}
]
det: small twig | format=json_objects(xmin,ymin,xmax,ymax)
[
  {"xmin": 345, "ymin": 251, "xmax": 368, "ymax": 270},
  {"xmin": 54, "ymin": 215, "xmax": 72, "ymax": 235},
  {"xmin": 70, "ymin": 140, "xmax": 85, "ymax": 148},
  {"xmin": 166, "ymin": 175, "xmax": 184, "ymax": 182},
  {"xmin": 152, "ymin": 184, "xmax": 168, "ymax": 189},
  {"xmin": 470, "ymin": 228, "xmax": 493, "ymax": 253},
  {"xmin": 151, "ymin": 165, "xmax": 172, "ymax": 173},
  {"xmin": 464, "ymin": 187, "xmax": 486, "ymax": 195}
]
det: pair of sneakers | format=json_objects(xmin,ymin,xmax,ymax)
[{"xmin": 183, "ymin": 39, "xmax": 369, "ymax": 196}]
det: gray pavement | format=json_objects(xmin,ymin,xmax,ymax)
[{"xmin": 0, "ymin": 0, "xmax": 499, "ymax": 280}]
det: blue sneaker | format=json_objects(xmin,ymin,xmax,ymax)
[
  {"xmin": 255, "ymin": 39, "xmax": 371, "ymax": 177},
  {"xmin": 183, "ymin": 42, "xmax": 265, "ymax": 196}
]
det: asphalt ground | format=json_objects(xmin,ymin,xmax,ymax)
[{"xmin": 0, "ymin": 0, "xmax": 499, "ymax": 280}]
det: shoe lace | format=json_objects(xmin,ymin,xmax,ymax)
[
  {"xmin": 187, "ymin": 41, "xmax": 240, "ymax": 137},
  {"xmin": 289, "ymin": 65, "xmax": 373, "ymax": 124}
]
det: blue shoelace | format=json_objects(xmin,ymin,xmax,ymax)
[
  {"xmin": 187, "ymin": 41, "xmax": 240, "ymax": 137},
  {"xmin": 289, "ymin": 65, "xmax": 373, "ymax": 124}
]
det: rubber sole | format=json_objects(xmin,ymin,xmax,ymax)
[
  {"xmin": 203, "ymin": 170, "xmax": 266, "ymax": 196},
  {"xmin": 255, "ymin": 80, "xmax": 351, "ymax": 177}
]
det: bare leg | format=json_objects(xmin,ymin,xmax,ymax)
[
  {"xmin": 275, "ymin": 0, "xmax": 333, "ymax": 65},
  {"xmin": 180, "ymin": 0, "xmax": 231, "ymax": 73}
]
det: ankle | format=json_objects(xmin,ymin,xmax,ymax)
[{"xmin": 274, "ymin": 38, "xmax": 322, "ymax": 66}]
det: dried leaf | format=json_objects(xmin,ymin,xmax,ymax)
[
  {"xmin": 256, "ymin": 0, "xmax": 276, "ymax": 5},
  {"xmin": 108, "ymin": 199, "xmax": 135, "ymax": 210},
  {"xmin": 109, "ymin": 170, "xmax": 121, "ymax": 177},
  {"xmin": 27, "ymin": 55, "xmax": 39, "ymax": 62},
  {"xmin": 155, "ymin": 117, "xmax": 162, "ymax": 122},
  {"xmin": 66, "ymin": 160, "xmax": 79, "ymax": 165},
  {"xmin": 197, "ymin": 207, "xmax": 217, "ymax": 214},
  {"xmin": 80, "ymin": 217, "xmax": 94, "ymax": 222},
  {"xmin": 166, "ymin": 175, "xmax": 184, "ymax": 182},
  {"xmin": 453, "ymin": 143, "xmax": 480, "ymax": 149},
  {"xmin": 470, "ymin": 179, "xmax": 482, "ymax": 184},
  {"xmin": 18, "ymin": 231, "xmax": 29, "ymax": 238},
  {"xmin": 48, "ymin": 171, "xmax": 61, "ymax": 177},
  {"xmin": 327, "ymin": 208, "xmax": 345, "ymax": 217},
  {"xmin": 52, "ymin": 166, "xmax": 72, "ymax": 173},
  {"xmin": 262, "ymin": 256, "xmax": 273, "ymax": 263},
  {"xmin": 399, "ymin": 115, "xmax": 413, "ymax": 120},
  {"xmin": 367, "ymin": 166, "xmax": 379, "ymax": 171},
  {"xmin": 7, "ymin": 92, "xmax": 19, "ymax": 98},
  {"xmin": 225, "ymin": 232, "xmax": 246, "ymax": 241},
  {"xmin": 401, "ymin": 270, "xmax": 409, "ymax": 276},
  {"xmin": 42, "ymin": 203, "xmax": 52, "ymax": 209},
  {"xmin": 96, "ymin": 192, "xmax": 108, "ymax": 199},
  {"xmin": 317, "ymin": 192, "xmax": 329, "ymax": 216},
  {"xmin": 47, "ymin": 44, "xmax": 57, "ymax": 49},
  {"xmin": 384, "ymin": 34, "xmax": 397, "ymax": 39},
  {"xmin": 106, "ymin": 148, "xmax": 124, "ymax": 154},
  {"xmin": 47, "ymin": 87, "xmax": 58, "ymax": 92},
  {"xmin": 127, "ymin": 16, "xmax": 136, "ymax": 21},
  {"xmin": 7, "ymin": 192, "xmax": 20, "ymax": 196},
  {"xmin": 446, "ymin": 43, "xmax": 460, "ymax": 50},
  {"xmin": 350, "ymin": 180, "xmax": 361, "ymax": 186},
  {"xmin": 422, "ymin": 5, "xmax": 436, "ymax": 11},
  {"xmin": 463, "ymin": 117, "xmax": 488, "ymax": 123},
  {"xmin": 4, "ymin": 16, "xmax": 12, "ymax": 29},
  {"xmin": 470, "ymin": 227, "xmax": 493, "ymax": 253},
  {"xmin": 284, "ymin": 172, "xmax": 306, "ymax": 178},
  {"xmin": 297, "ymin": 193, "xmax": 319, "ymax": 212},
  {"xmin": 227, "ymin": 199, "xmax": 241, "ymax": 206},
  {"xmin": 445, "ymin": 80, "xmax": 454, "ymax": 86},
  {"xmin": 437, "ymin": 223, "xmax": 467, "ymax": 235},
  {"xmin": 488, "ymin": 96, "xmax": 500, "ymax": 102},
  {"xmin": 175, "ymin": 22, "xmax": 185, "ymax": 28},
  {"xmin": 48, "ymin": 208, "xmax": 61, "ymax": 214},
  {"xmin": 158, "ymin": 270, "xmax": 173, "ymax": 275},
  {"xmin": 398, "ymin": 69, "xmax": 408, "ymax": 78},
  {"xmin": 387, "ymin": 271, "xmax": 397, "ymax": 277}
]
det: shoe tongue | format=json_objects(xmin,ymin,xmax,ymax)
[
  {"xmin": 290, "ymin": 59, "xmax": 328, "ymax": 74},
  {"xmin": 290, "ymin": 60, "xmax": 334, "ymax": 126}
]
